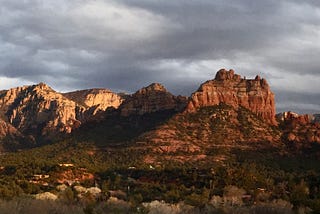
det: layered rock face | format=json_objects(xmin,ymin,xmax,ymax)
[
  {"xmin": 120, "ymin": 83, "xmax": 187, "ymax": 116},
  {"xmin": 186, "ymin": 69, "xmax": 277, "ymax": 125},
  {"xmin": 0, "ymin": 83, "xmax": 82, "ymax": 137},
  {"xmin": 63, "ymin": 88, "xmax": 124, "ymax": 111},
  {"xmin": 0, "ymin": 83, "xmax": 128, "ymax": 139},
  {"xmin": 64, "ymin": 88, "xmax": 125, "ymax": 122},
  {"xmin": 0, "ymin": 82, "xmax": 128, "ymax": 147}
]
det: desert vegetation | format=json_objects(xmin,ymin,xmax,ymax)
[{"xmin": 0, "ymin": 132, "xmax": 319, "ymax": 213}]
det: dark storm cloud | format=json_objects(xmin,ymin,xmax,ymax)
[
  {"xmin": 276, "ymin": 91, "xmax": 320, "ymax": 114},
  {"xmin": 0, "ymin": 0, "xmax": 319, "ymax": 112}
]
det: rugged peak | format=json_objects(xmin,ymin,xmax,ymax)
[
  {"xmin": 120, "ymin": 84, "xmax": 187, "ymax": 116},
  {"xmin": 0, "ymin": 83, "xmax": 126, "ymax": 143},
  {"xmin": 186, "ymin": 69, "xmax": 277, "ymax": 125},
  {"xmin": 37, "ymin": 82, "xmax": 48, "ymax": 87},
  {"xmin": 214, "ymin": 69, "xmax": 241, "ymax": 81},
  {"xmin": 33, "ymin": 82, "xmax": 54, "ymax": 92},
  {"xmin": 138, "ymin": 83, "xmax": 167, "ymax": 94},
  {"xmin": 63, "ymin": 88, "xmax": 124, "ymax": 110},
  {"xmin": 214, "ymin": 69, "xmax": 269, "ymax": 88},
  {"xmin": 0, "ymin": 83, "xmax": 81, "ymax": 138}
]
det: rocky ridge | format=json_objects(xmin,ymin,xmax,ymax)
[
  {"xmin": 63, "ymin": 88, "xmax": 125, "ymax": 123},
  {"xmin": 0, "ymin": 83, "xmax": 125, "ymax": 141},
  {"xmin": 186, "ymin": 69, "xmax": 277, "ymax": 125},
  {"xmin": 277, "ymin": 111, "xmax": 320, "ymax": 145},
  {"xmin": 63, "ymin": 88, "xmax": 124, "ymax": 111},
  {"xmin": 119, "ymin": 83, "xmax": 187, "ymax": 117},
  {"xmin": 0, "ymin": 69, "xmax": 318, "ymax": 153},
  {"xmin": 0, "ymin": 83, "xmax": 82, "ymax": 137}
]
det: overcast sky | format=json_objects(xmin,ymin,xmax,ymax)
[{"xmin": 0, "ymin": 0, "xmax": 320, "ymax": 113}]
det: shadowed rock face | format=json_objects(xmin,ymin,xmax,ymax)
[
  {"xmin": 186, "ymin": 69, "xmax": 277, "ymax": 125},
  {"xmin": 0, "ymin": 119, "xmax": 32, "ymax": 151},
  {"xmin": 119, "ymin": 83, "xmax": 187, "ymax": 117},
  {"xmin": 0, "ymin": 119, "xmax": 20, "ymax": 138}
]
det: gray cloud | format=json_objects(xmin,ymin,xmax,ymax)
[{"xmin": 0, "ymin": 0, "xmax": 319, "ymax": 112}]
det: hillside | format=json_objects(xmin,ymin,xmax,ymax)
[
  {"xmin": 0, "ymin": 105, "xmax": 319, "ymax": 212},
  {"xmin": 135, "ymin": 104, "xmax": 283, "ymax": 164}
]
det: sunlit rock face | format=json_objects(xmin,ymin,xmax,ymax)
[
  {"xmin": 186, "ymin": 69, "xmax": 277, "ymax": 125},
  {"xmin": 63, "ymin": 88, "xmax": 124, "ymax": 111},
  {"xmin": 63, "ymin": 88, "xmax": 125, "ymax": 122},
  {"xmin": 0, "ymin": 83, "xmax": 82, "ymax": 137},
  {"xmin": 0, "ymin": 83, "xmax": 127, "ymax": 138}
]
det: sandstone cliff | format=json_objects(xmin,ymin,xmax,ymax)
[
  {"xmin": 0, "ymin": 83, "xmax": 129, "ymax": 139},
  {"xmin": 64, "ymin": 88, "xmax": 125, "ymax": 122},
  {"xmin": 119, "ymin": 83, "xmax": 187, "ymax": 116},
  {"xmin": 63, "ymin": 88, "xmax": 124, "ymax": 111},
  {"xmin": 186, "ymin": 69, "xmax": 277, "ymax": 125},
  {"xmin": 0, "ymin": 83, "xmax": 82, "ymax": 137}
]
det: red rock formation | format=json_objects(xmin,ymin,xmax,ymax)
[
  {"xmin": 120, "ymin": 83, "xmax": 187, "ymax": 116},
  {"xmin": 277, "ymin": 111, "xmax": 320, "ymax": 144},
  {"xmin": 186, "ymin": 69, "xmax": 277, "ymax": 125},
  {"xmin": 0, "ymin": 83, "xmax": 82, "ymax": 136},
  {"xmin": 63, "ymin": 88, "xmax": 124, "ymax": 111},
  {"xmin": 276, "ymin": 111, "xmax": 312, "ymax": 126},
  {"xmin": 0, "ymin": 83, "xmax": 128, "ymax": 138},
  {"xmin": 63, "ymin": 88, "xmax": 125, "ymax": 122},
  {"xmin": 0, "ymin": 119, "xmax": 20, "ymax": 138}
]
